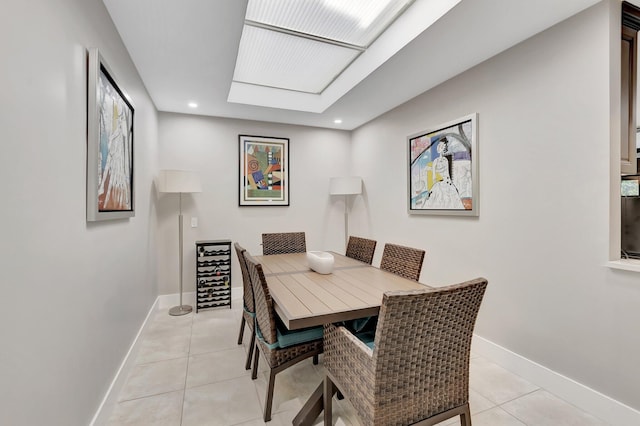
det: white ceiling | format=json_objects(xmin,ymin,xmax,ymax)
[{"xmin": 103, "ymin": 0, "xmax": 600, "ymax": 131}]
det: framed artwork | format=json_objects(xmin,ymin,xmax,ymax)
[
  {"xmin": 408, "ymin": 113, "xmax": 478, "ymax": 216},
  {"xmin": 87, "ymin": 48, "xmax": 135, "ymax": 221},
  {"xmin": 239, "ymin": 135, "xmax": 289, "ymax": 206}
]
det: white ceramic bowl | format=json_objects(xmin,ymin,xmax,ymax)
[{"xmin": 306, "ymin": 251, "xmax": 335, "ymax": 274}]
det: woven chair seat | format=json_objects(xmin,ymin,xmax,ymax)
[{"xmin": 256, "ymin": 334, "xmax": 323, "ymax": 368}]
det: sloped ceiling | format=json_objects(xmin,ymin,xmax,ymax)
[{"xmin": 103, "ymin": 0, "xmax": 600, "ymax": 130}]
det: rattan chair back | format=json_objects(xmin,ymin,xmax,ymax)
[
  {"xmin": 324, "ymin": 278, "xmax": 488, "ymax": 426},
  {"xmin": 261, "ymin": 232, "xmax": 306, "ymax": 255},
  {"xmin": 234, "ymin": 243, "xmax": 256, "ymax": 370},
  {"xmin": 373, "ymin": 279, "xmax": 487, "ymax": 422},
  {"xmin": 379, "ymin": 243, "xmax": 425, "ymax": 281},
  {"xmin": 234, "ymin": 243, "xmax": 254, "ymax": 314},
  {"xmin": 243, "ymin": 252, "xmax": 278, "ymax": 345},
  {"xmin": 345, "ymin": 236, "xmax": 377, "ymax": 264}
]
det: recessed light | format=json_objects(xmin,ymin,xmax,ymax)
[
  {"xmin": 334, "ymin": 119, "xmax": 342, "ymax": 124},
  {"xmin": 188, "ymin": 102, "xmax": 198, "ymax": 108}
]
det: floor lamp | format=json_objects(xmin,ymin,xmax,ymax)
[
  {"xmin": 158, "ymin": 170, "xmax": 202, "ymax": 316},
  {"xmin": 329, "ymin": 176, "xmax": 362, "ymax": 249}
]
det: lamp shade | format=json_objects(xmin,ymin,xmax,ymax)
[
  {"xmin": 157, "ymin": 170, "xmax": 202, "ymax": 193},
  {"xmin": 329, "ymin": 177, "xmax": 362, "ymax": 195}
]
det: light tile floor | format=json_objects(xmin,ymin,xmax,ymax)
[{"xmin": 107, "ymin": 305, "xmax": 609, "ymax": 426}]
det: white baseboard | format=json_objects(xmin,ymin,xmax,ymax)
[
  {"xmin": 90, "ymin": 298, "xmax": 159, "ymax": 426},
  {"xmin": 472, "ymin": 335, "xmax": 640, "ymax": 425}
]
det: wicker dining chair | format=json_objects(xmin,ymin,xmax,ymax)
[
  {"xmin": 234, "ymin": 243, "xmax": 256, "ymax": 370},
  {"xmin": 261, "ymin": 232, "xmax": 306, "ymax": 255},
  {"xmin": 379, "ymin": 243, "xmax": 425, "ymax": 281},
  {"xmin": 345, "ymin": 236, "xmax": 377, "ymax": 264},
  {"xmin": 243, "ymin": 252, "xmax": 323, "ymax": 422},
  {"xmin": 323, "ymin": 278, "xmax": 488, "ymax": 426}
]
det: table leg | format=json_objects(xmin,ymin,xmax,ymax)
[{"xmin": 292, "ymin": 381, "xmax": 336, "ymax": 426}]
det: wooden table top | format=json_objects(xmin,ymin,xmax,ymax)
[
  {"xmin": 256, "ymin": 251, "xmax": 368, "ymax": 275},
  {"xmin": 254, "ymin": 252, "xmax": 429, "ymax": 330}
]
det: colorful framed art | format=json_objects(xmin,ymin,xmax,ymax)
[
  {"xmin": 87, "ymin": 48, "xmax": 135, "ymax": 221},
  {"xmin": 408, "ymin": 113, "xmax": 478, "ymax": 216},
  {"xmin": 239, "ymin": 135, "xmax": 289, "ymax": 206}
]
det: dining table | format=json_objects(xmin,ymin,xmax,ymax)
[{"xmin": 254, "ymin": 251, "xmax": 431, "ymax": 425}]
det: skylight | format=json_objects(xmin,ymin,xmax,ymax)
[
  {"xmin": 233, "ymin": 25, "xmax": 361, "ymax": 94},
  {"xmin": 228, "ymin": 0, "xmax": 461, "ymax": 112},
  {"xmin": 245, "ymin": 0, "xmax": 414, "ymax": 49}
]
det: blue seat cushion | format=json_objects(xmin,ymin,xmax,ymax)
[
  {"xmin": 355, "ymin": 330, "xmax": 376, "ymax": 349},
  {"xmin": 340, "ymin": 317, "xmax": 377, "ymax": 349},
  {"xmin": 344, "ymin": 314, "xmax": 378, "ymax": 334},
  {"xmin": 349, "ymin": 317, "xmax": 373, "ymax": 333},
  {"xmin": 275, "ymin": 320, "xmax": 323, "ymax": 348},
  {"xmin": 347, "ymin": 316, "xmax": 378, "ymax": 349}
]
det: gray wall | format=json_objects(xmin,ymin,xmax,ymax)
[
  {"xmin": 349, "ymin": 1, "xmax": 640, "ymax": 411},
  {"xmin": 0, "ymin": 0, "xmax": 159, "ymax": 424},
  {"xmin": 157, "ymin": 113, "xmax": 352, "ymax": 296}
]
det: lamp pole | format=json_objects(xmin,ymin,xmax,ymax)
[
  {"xmin": 158, "ymin": 170, "xmax": 201, "ymax": 317},
  {"xmin": 169, "ymin": 192, "xmax": 192, "ymax": 316},
  {"xmin": 343, "ymin": 194, "xmax": 349, "ymax": 250},
  {"xmin": 329, "ymin": 177, "xmax": 362, "ymax": 252}
]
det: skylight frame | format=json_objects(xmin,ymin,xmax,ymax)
[
  {"xmin": 233, "ymin": 0, "xmax": 416, "ymax": 96},
  {"xmin": 244, "ymin": 0, "xmax": 416, "ymax": 49},
  {"xmin": 228, "ymin": 0, "xmax": 463, "ymax": 113}
]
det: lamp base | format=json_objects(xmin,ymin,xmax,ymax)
[{"xmin": 169, "ymin": 305, "xmax": 193, "ymax": 316}]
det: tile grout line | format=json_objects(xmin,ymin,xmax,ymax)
[
  {"xmin": 466, "ymin": 371, "xmax": 540, "ymax": 425},
  {"xmin": 493, "ymin": 388, "xmax": 542, "ymax": 426},
  {"xmin": 495, "ymin": 387, "xmax": 541, "ymax": 407},
  {"xmin": 179, "ymin": 312, "xmax": 196, "ymax": 426},
  {"xmin": 115, "ymin": 388, "xmax": 187, "ymax": 405}
]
